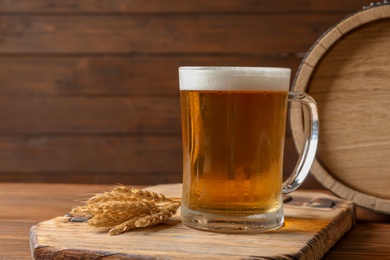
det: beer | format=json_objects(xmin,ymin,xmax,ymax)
[
  {"xmin": 180, "ymin": 90, "xmax": 288, "ymax": 215},
  {"xmin": 179, "ymin": 66, "xmax": 294, "ymax": 232}
]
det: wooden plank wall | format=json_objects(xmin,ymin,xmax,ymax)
[{"xmin": 0, "ymin": 0, "xmax": 370, "ymax": 185}]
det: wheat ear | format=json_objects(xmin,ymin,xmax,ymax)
[{"xmin": 69, "ymin": 184, "xmax": 181, "ymax": 235}]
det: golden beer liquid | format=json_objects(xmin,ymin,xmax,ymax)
[{"xmin": 181, "ymin": 90, "xmax": 288, "ymax": 215}]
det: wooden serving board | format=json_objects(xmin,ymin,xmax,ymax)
[{"xmin": 30, "ymin": 184, "xmax": 355, "ymax": 259}]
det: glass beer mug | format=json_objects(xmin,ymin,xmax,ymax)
[{"xmin": 179, "ymin": 67, "xmax": 319, "ymax": 232}]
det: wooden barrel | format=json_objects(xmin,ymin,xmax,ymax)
[{"xmin": 290, "ymin": 2, "xmax": 390, "ymax": 214}]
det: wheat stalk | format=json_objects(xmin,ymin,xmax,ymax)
[
  {"xmin": 111, "ymin": 185, "xmax": 170, "ymax": 202},
  {"xmin": 88, "ymin": 200, "xmax": 158, "ymax": 227},
  {"xmin": 108, "ymin": 216, "xmax": 140, "ymax": 236},
  {"xmin": 69, "ymin": 185, "xmax": 181, "ymax": 235},
  {"xmin": 136, "ymin": 202, "xmax": 180, "ymax": 228}
]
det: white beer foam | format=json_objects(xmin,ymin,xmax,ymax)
[{"xmin": 179, "ymin": 67, "xmax": 291, "ymax": 91}]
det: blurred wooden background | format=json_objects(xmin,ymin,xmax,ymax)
[{"xmin": 0, "ymin": 0, "xmax": 370, "ymax": 186}]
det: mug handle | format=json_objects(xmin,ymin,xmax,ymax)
[{"xmin": 283, "ymin": 91, "xmax": 319, "ymax": 194}]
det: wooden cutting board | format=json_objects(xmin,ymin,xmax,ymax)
[{"xmin": 30, "ymin": 184, "xmax": 355, "ymax": 259}]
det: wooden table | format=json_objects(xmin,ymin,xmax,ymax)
[{"xmin": 1, "ymin": 183, "xmax": 389, "ymax": 259}]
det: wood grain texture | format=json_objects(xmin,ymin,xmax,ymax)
[
  {"xmin": 0, "ymin": 14, "xmax": 349, "ymax": 54},
  {"xmin": 291, "ymin": 5, "xmax": 390, "ymax": 213},
  {"xmin": 0, "ymin": 171, "xmax": 181, "ymax": 185},
  {"xmin": 0, "ymin": 0, "xmax": 370, "ymax": 13},
  {"xmin": 0, "ymin": 96, "xmax": 181, "ymax": 134},
  {"xmin": 324, "ymin": 222, "xmax": 390, "ymax": 259},
  {"xmin": 0, "ymin": 136, "xmax": 182, "ymax": 172},
  {"xmin": 0, "ymin": 0, "xmax": 368, "ymax": 185},
  {"xmin": 0, "ymin": 56, "xmax": 300, "ymax": 95},
  {"xmin": 29, "ymin": 183, "xmax": 355, "ymax": 260},
  {"xmin": 1, "ymin": 183, "xmax": 388, "ymax": 260}
]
